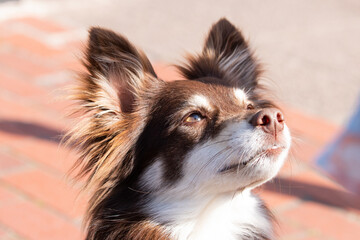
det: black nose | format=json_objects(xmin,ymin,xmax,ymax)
[{"xmin": 249, "ymin": 108, "xmax": 285, "ymax": 137}]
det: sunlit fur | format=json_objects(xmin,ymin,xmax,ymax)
[
  {"xmin": 140, "ymin": 115, "xmax": 291, "ymax": 240},
  {"xmin": 66, "ymin": 18, "xmax": 291, "ymax": 240}
]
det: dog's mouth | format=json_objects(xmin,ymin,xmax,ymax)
[{"xmin": 219, "ymin": 145, "xmax": 285, "ymax": 173}]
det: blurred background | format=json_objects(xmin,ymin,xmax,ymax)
[{"xmin": 0, "ymin": 0, "xmax": 359, "ymax": 239}]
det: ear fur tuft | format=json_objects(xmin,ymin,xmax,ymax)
[
  {"xmin": 65, "ymin": 27, "xmax": 161, "ymax": 224},
  {"xmin": 177, "ymin": 18, "xmax": 261, "ymax": 90}
]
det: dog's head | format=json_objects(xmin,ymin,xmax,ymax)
[{"xmin": 68, "ymin": 18, "xmax": 291, "ymax": 213}]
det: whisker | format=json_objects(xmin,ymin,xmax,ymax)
[
  {"xmin": 197, "ymin": 138, "xmax": 232, "ymax": 150},
  {"xmin": 197, "ymin": 136, "xmax": 242, "ymax": 150},
  {"xmin": 217, "ymin": 148, "xmax": 239, "ymax": 173},
  {"xmin": 236, "ymin": 150, "xmax": 247, "ymax": 174},
  {"xmin": 190, "ymin": 146, "xmax": 232, "ymax": 185}
]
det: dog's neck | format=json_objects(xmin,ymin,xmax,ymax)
[{"xmin": 146, "ymin": 189, "xmax": 273, "ymax": 240}]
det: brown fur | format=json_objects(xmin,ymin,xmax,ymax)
[
  {"xmin": 86, "ymin": 220, "xmax": 171, "ymax": 240},
  {"xmin": 65, "ymin": 27, "xmax": 164, "ymax": 225},
  {"xmin": 66, "ymin": 18, "xmax": 276, "ymax": 240},
  {"xmin": 177, "ymin": 18, "xmax": 261, "ymax": 91}
]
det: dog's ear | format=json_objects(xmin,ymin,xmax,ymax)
[
  {"xmin": 66, "ymin": 28, "xmax": 161, "ymax": 206},
  {"xmin": 85, "ymin": 27, "xmax": 158, "ymax": 113},
  {"xmin": 178, "ymin": 18, "xmax": 260, "ymax": 90}
]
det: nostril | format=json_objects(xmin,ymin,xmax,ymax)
[
  {"xmin": 276, "ymin": 112, "xmax": 284, "ymax": 123},
  {"xmin": 261, "ymin": 115, "xmax": 270, "ymax": 126}
]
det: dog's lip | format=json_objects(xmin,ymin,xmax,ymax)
[{"xmin": 219, "ymin": 145, "xmax": 286, "ymax": 173}]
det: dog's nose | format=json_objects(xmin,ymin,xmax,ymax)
[{"xmin": 249, "ymin": 108, "xmax": 284, "ymax": 137}]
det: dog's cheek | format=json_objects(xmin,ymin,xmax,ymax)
[{"xmin": 139, "ymin": 159, "xmax": 165, "ymax": 192}]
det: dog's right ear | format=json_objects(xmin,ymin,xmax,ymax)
[{"xmin": 67, "ymin": 28, "xmax": 160, "ymax": 207}]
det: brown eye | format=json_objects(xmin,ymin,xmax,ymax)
[
  {"xmin": 246, "ymin": 103, "xmax": 254, "ymax": 110},
  {"xmin": 184, "ymin": 112, "xmax": 205, "ymax": 124}
]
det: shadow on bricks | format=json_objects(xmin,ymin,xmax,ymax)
[
  {"xmin": 265, "ymin": 177, "xmax": 360, "ymax": 211},
  {"xmin": 0, "ymin": 119, "xmax": 63, "ymax": 143}
]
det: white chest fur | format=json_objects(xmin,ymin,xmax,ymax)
[{"xmin": 147, "ymin": 190, "xmax": 272, "ymax": 240}]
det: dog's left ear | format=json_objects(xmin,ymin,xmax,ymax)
[{"xmin": 179, "ymin": 18, "xmax": 260, "ymax": 90}]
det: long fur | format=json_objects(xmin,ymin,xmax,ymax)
[
  {"xmin": 65, "ymin": 28, "xmax": 162, "ymax": 223},
  {"xmin": 66, "ymin": 18, "xmax": 291, "ymax": 240}
]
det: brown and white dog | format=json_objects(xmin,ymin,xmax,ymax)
[{"xmin": 67, "ymin": 18, "xmax": 291, "ymax": 240}]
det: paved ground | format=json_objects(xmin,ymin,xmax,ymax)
[
  {"xmin": 0, "ymin": 16, "xmax": 359, "ymax": 240},
  {"xmin": 1, "ymin": 0, "xmax": 360, "ymax": 126}
]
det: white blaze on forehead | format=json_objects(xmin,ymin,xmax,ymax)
[
  {"xmin": 233, "ymin": 88, "xmax": 247, "ymax": 105},
  {"xmin": 189, "ymin": 94, "xmax": 212, "ymax": 111}
]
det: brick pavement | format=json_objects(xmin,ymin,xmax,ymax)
[{"xmin": 0, "ymin": 17, "xmax": 359, "ymax": 240}]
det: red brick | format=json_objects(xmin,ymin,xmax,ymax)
[
  {"xmin": 0, "ymin": 187, "xmax": 17, "ymax": 203},
  {"xmin": 0, "ymin": 100, "xmax": 55, "ymax": 129},
  {"xmin": 282, "ymin": 201, "xmax": 360, "ymax": 240},
  {"xmin": 0, "ymin": 97, "xmax": 68, "ymax": 133},
  {"xmin": 0, "ymin": 227, "xmax": 5, "ymax": 238},
  {"xmin": 62, "ymin": 40, "xmax": 85, "ymax": 53},
  {"xmin": 154, "ymin": 63, "xmax": 184, "ymax": 82},
  {"xmin": 1, "ymin": 169, "xmax": 86, "ymax": 219},
  {"xmin": 279, "ymin": 157, "xmax": 303, "ymax": 175},
  {"xmin": 0, "ymin": 132, "xmax": 26, "ymax": 152},
  {"xmin": 0, "ymin": 72, "xmax": 47, "ymax": 98},
  {"xmin": 60, "ymin": 58, "xmax": 85, "ymax": 73},
  {"xmin": 13, "ymin": 17, "xmax": 68, "ymax": 33},
  {"xmin": 9, "ymin": 138, "xmax": 76, "ymax": 174},
  {"xmin": 42, "ymin": 98, "xmax": 73, "ymax": 119},
  {"xmin": 0, "ymin": 198, "xmax": 83, "ymax": 240},
  {"xmin": 282, "ymin": 106, "xmax": 339, "ymax": 146},
  {"xmin": 277, "ymin": 216, "xmax": 335, "ymax": 240},
  {"xmin": 1, "ymin": 232, "xmax": 21, "ymax": 240},
  {"xmin": 301, "ymin": 237, "xmax": 328, "ymax": 240},
  {"xmin": 292, "ymin": 169, "xmax": 342, "ymax": 190},
  {"xmin": 0, "ymin": 226, "xmax": 13, "ymax": 239},
  {"xmin": 0, "ymin": 98, "xmax": 35, "ymax": 120},
  {"xmin": 0, "ymin": 152, "xmax": 23, "ymax": 172},
  {"xmin": 0, "ymin": 122, "xmax": 56, "ymax": 151},
  {"xmin": 257, "ymin": 188, "xmax": 297, "ymax": 209},
  {"xmin": 2, "ymin": 34, "xmax": 62, "ymax": 58},
  {"xmin": 289, "ymin": 139, "xmax": 324, "ymax": 163},
  {"xmin": 288, "ymin": 169, "xmax": 360, "ymax": 212},
  {"xmin": 276, "ymin": 215, "xmax": 306, "ymax": 239},
  {"xmin": 57, "ymin": 41, "xmax": 86, "ymax": 73},
  {"xmin": 0, "ymin": 52, "xmax": 54, "ymax": 78}
]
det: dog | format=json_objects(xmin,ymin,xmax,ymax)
[{"xmin": 67, "ymin": 18, "xmax": 291, "ymax": 240}]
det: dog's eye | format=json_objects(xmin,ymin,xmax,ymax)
[
  {"xmin": 246, "ymin": 103, "xmax": 255, "ymax": 110},
  {"xmin": 184, "ymin": 112, "xmax": 205, "ymax": 124}
]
